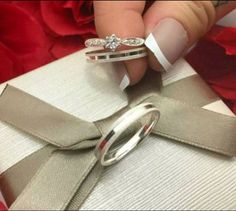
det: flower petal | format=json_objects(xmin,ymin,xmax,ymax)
[
  {"xmin": 186, "ymin": 27, "xmax": 236, "ymax": 114},
  {"xmin": 207, "ymin": 25, "xmax": 236, "ymax": 56},
  {"xmin": 50, "ymin": 36, "xmax": 85, "ymax": 59},
  {"xmin": 0, "ymin": 41, "xmax": 24, "ymax": 83},
  {"xmin": 0, "ymin": 3, "xmax": 53, "ymax": 71},
  {"xmin": 41, "ymin": 1, "xmax": 82, "ymax": 36},
  {"xmin": 208, "ymin": 72, "xmax": 236, "ymax": 90},
  {"xmin": 66, "ymin": 1, "xmax": 94, "ymax": 25},
  {"xmin": 186, "ymin": 39, "xmax": 236, "ymax": 80},
  {"xmin": 0, "ymin": 201, "xmax": 7, "ymax": 211}
]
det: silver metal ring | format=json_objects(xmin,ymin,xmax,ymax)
[
  {"xmin": 212, "ymin": 0, "xmax": 228, "ymax": 7},
  {"xmin": 85, "ymin": 47, "xmax": 147, "ymax": 63},
  {"xmin": 85, "ymin": 34, "xmax": 145, "ymax": 51},
  {"xmin": 94, "ymin": 103, "xmax": 160, "ymax": 166}
]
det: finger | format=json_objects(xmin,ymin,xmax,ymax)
[
  {"xmin": 94, "ymin": 1, "xmax": 147, "ymax": 86},
  {"xmin": 143, "ymin": 1, "xmax": 236, "ymax": 72}
]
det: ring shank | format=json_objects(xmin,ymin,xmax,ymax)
[
  {"xmin": 95, "ymin": 103, "xmax": 160, "ymax": 166},
  {"xmin": 85, "ymin": 47, "xmax": 148, "ymax": 63}
]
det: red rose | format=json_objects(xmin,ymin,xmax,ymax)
[
  {"xmin": 0, "ymin": 1, "xmax": 96, "ymax": 83},
  {"xmin": 15, "ymin": 0, "xmax": 96, "ymax": 59},
  {"xmin": 206, "ymin": 25, "xmax": 236, "ymax": 56},
  {"xmin": 0, "ymin": 201, "xmax": 7, "ymax": 211},
  {"xmin": 186, "ymin": 25, "xmax": 236, "ymax": 114},
  {"xmin": 40, "ymin": 0, "xmax": 96, "ymax": 58},
  {"xmin": 41, "ymin": 1, "xmax": 95, "ymax": 36},
  {"xmin": 0, "ymin": 2, "xmax": 52, "ymax": 83}
]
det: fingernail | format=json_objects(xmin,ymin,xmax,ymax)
[
  {"xmin": 119, "ymin": 73, "xmax": 130, "ymax": 90},
  {"xmin": 114, "ymin": 62, "xmax": 130, "ymax": 90},
  {"xmin": 145, "ymin": 18, "xmax": 188, "ymax": 71}
]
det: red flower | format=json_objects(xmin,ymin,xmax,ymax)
[
  {"xmin": 0, "ymin": 1, "xmax": 96, "ymax": 83},
  {"xmin": 0, "ymin": 2, "xmax": 52, "ymax": 83},
  {"xmin": 0, "ymin": 201, "xmax": 7, "ymax": 211},
  {"xmin": 206, "ymin": 25, "xmax": 236, "ymax": 56},
  {"xmin": 41, "ymin": 1, "xmax": 95, "ymax": 36},
  {"xmin": 186, "ymin": 25, "xmax": 236, "ymax": 114},
  {"xmin": 40, "ymin": 0, "xmax": 96, "ymax": 58}
]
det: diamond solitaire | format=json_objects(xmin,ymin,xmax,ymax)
[{"xmin": 105, "ymin": 34, "xmax": 121, "ymax": 51}]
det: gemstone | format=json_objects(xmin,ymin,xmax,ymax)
[
  {"xmin": 105, "ymin": 34, "xmax": 121, "ymax": 51},
  {"xmin": 121, "ymin": 38, "xmax": 144, "ymax": 46},
  {"xmin": 85, "ymin": 39, "xmax": 106, "ymax": 47}
]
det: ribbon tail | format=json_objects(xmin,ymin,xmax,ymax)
[
  {"xmin": 10, "ymin": 150, "xmax": 102, "ymax": 210},
  {"xmin": 148, "ymin": 95, "xmax": 236, "ymax": 156}
]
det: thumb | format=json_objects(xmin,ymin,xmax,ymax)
[{"xmin": 144, "ymin": 1, "xmax": 236, "ymax": 71}]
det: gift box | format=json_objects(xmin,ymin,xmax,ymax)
[{"xmin": 0, "ymin": 45, "xmax": 236, "ymax": 210}]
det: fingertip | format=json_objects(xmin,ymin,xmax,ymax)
[
  {"xmin": 124, "ymin": 58, "xmax": 147, "ymax": 85},
  {"xmin": 94, "ymin": 1, "xmax": 145, "ymax": 38},
  {"xmin": 147, "ymin": 51, "xmax": 163, "ymax": 72}
]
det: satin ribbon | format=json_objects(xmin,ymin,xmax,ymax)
[{"xmin": 0, "ymin": 71, "xmax": 236, "ymax": 210}]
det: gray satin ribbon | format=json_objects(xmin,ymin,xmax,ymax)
[
  {"xmin": 0, "ymin": 72, "xmax": 235, "ymax": 210},
  {"xmin": 0, "ymin": 146, "xmax": 55, "ymax": 206},
  {"xmin": 128, "ymin": 71, "xmax": 236, "ymax": 155},
  {"xmin": 161, "ymin": 74, "xmax": 219, "ymax": 107},
  {"xmin": 0, "ymin": 85, "xmax": 101, "ymax": 150},
  {"xmin": 10, "ymin": 150, "xmax": 102, "ymax": 210},
  {"xmin": 126, "ymin": 70, "xmax": 219, "ymax": 107},
  {"xmin": 148, "ymin": 96, "xmax": 236, "ymax": 156}
]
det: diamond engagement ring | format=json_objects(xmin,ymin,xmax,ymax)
[{"xmin": 85, "ymin": 34, "xmax": 145, "ymax": 51}]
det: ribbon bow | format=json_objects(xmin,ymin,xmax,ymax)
[{"xmin": 0, "ymin": 69, "xmax": 236, "ymax": 210}]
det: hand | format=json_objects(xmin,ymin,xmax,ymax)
[{"xmin": 94, "ymin": 1, "xmax": 236, "ymax": 88}]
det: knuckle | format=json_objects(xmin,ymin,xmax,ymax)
[
  {"xmin": 125, "ymin": 58, "xmax": 147, "ymax": 85},
  {"xmin": 179, "ymin": 1, "xmax": 216, "ymax": 40}
]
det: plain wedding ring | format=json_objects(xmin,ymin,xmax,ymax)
[
  {"xmin": 85, "ymin": 47, "xmax": 148, "ymax": 63},
  {"xmin": 94, "ymin": 103, "xmax": 160, "ymax": 166}
]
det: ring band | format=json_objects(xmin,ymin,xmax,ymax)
[
  {"xmin": 85, "ymin": 47, "xmax": 147, "ymax": 63},
  {"xmin": 94, "ymin": 103, "xmax": 160, "ymax": 166},
  {"xmin": 85, "ymin": 34, "xmax": 145, "ymax": 51},
  {"xmin": 212, "ymin": 0, "xmax": 228, "ymax": 7}
]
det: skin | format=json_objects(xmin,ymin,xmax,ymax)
[{"xmin": 94, "ymin": 1, "xmax": 236, "ymax": 85}]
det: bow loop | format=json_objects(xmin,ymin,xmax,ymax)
[{"xmin": 0, "ymin": 85, "xmax": 102, "ymax": 149}]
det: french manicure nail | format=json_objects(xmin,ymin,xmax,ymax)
[
  {"xmin": 145, "ymin": 18, "xmax": 188, "ymax": 71},
  {"xmin": 119, "ymin": 74, "xmax": 130, "ymax": 90},
  {"xmin": 114, "ymin": 62, "xmax": 130, "ymax": 91}
]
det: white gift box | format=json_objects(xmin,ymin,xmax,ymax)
[
  {"xmin": 0, "ymin": 47, "xmax": 235, "ymax": 210},
  {"xmin": 1, "ymin": 10, "xmax": 236, "ymax": 209}
]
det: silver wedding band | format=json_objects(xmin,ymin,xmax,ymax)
[
  {"xmin": 94, "ymin": 103, "xmax": 160, "ymax": 166},
  {"xmin": 85, "ymin": 47, "xmax": 147, "ymax": 63},
  {"xmin": 85, "ymin": 34, "xmax": 145, "ymax": 51}
]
